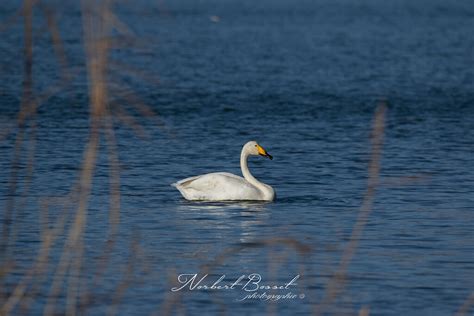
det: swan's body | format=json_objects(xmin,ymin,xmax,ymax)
[{"xmin": 172, "ymin": 141, "xmax": 275, "ymax": 201}]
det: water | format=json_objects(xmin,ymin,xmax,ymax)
[{"xmin": 1, "ymin": 0, "xmax": 473, "ymax": 315}]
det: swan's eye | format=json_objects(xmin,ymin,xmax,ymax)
[{"xmin": 255, "ymin": 145, "xmax": 257, "ymax": 147}]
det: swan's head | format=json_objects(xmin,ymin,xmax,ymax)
[{"xmin": 244, "ymin": 141, "xmax": 273, "ymax": 160}]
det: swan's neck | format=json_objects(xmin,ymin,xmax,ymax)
[{"xmin": 240, "ymin": 150, "xmax": 267, "ymax": 192}]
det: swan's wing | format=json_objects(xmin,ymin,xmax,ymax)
[
  {"xmin": 173, "ymin": 172, "xmax": 245, "ymax": 190},
  {"xmin": 172, "ymin": 172, "xmax": 240, "ymax": 187},
  {"xmin": 172, "ymin": 172, "xmax": 260, "ymax": 200},
  {"xmin": 172, "ymin": 175, "xmax": 202, "ymax": 187}
]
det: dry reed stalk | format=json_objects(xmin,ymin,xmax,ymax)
[
  {"xmin": 454, "ymin": 292, "xmax": 474, "ymax": 316},
  {"xmin": 17, "ymin": 191, "xmax": 79, "ymax": 315},
  {"xmin": 42, "ymin": 131, "xmax": 99, "ymax": 315},
  {"xmin": 379, "ymin": 173, "xmax": 432, "ymax": 187},
  {"xmin": 108, "ymin": 102, "xmax": 147, "ymax": 138},
  {"xmin": 0, "ymin": 0, "xmax": 35, "ymax": 262},
  {"xmin": 313, "ymin": 103, "xmax": 387, "ymax": 315},
  {"xmin": 358, "ymin": 306, "xmax": 370, "ymax": 316},
  {"xmin": 42, "ymin": 0, "xmax": 109, "ymax": 312},
  {"xmin": 0, "ymin": 0, "xmax": 40, "ymax": 33},
  {"xmin": 0, "ymin": 195, "xmax": 72, "ymax": 315},
  {"xmin": 40, "ymin": 4, "xmax": 70, "ymax": 81},
  {"xmin": 64, "ymin": 1, "xmax": 111, "ymax": 314},
  {"xmin": 108, "ymin": 60, "xmax": 161, "ymax": 87},
  {"xmin": 104, "ymin": 235, "xmax": 144, "ymax": 316},
  {"xmin": 108, "ymin": 81, "xmax": 174, "ymax": 138}
]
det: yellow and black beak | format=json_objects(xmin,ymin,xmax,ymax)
[{"xmin": 257, "ymin": 144, "xmax": 273, "ymax": 160}]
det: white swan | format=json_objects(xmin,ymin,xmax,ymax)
[{"xmin": 172, "ymin": 141, "xmax": 275, "ymax": 201}]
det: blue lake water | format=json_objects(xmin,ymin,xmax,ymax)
[{"xmin": 0, "ymin": 0, "xmax": 473, "ymax": 315}]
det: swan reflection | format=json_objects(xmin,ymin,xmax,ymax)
[{"xmin": 175, "ymin": 201, "xmax": 270, "ymax": 243}]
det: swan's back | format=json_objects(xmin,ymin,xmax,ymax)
[{"xmin": 172, "ymin": 172, "xmax": 264, "ymax": 201}]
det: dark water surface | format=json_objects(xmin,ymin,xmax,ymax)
[{"xmin": 1, "ymin": 0, "xmax": 473, "ymax": 315}]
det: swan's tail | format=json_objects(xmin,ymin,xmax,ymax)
[{"xmin": 171, "ymin": 182, "xmax": 194, "ymax": 200}]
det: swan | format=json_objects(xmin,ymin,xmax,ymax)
[{"xmin": 172, "ymin": 141, "xmax": 275, "ymax": 201}]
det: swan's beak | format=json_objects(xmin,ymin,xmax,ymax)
[{"xmin": 257, "ymin": 145, "xmax": 273, "ymax": 160}]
